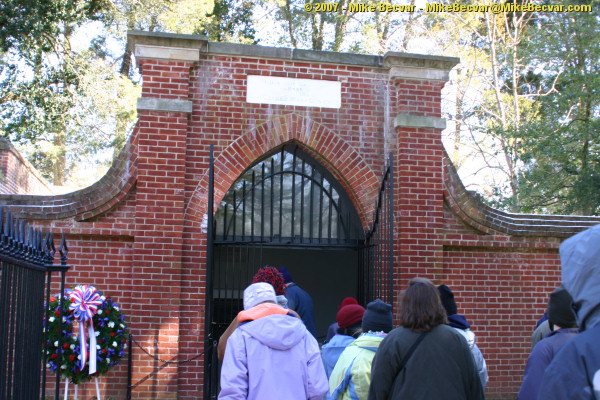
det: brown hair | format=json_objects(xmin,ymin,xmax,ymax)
[{"xmin": 400, "ymin": 277, "xmax": 447, "ymax": 333}]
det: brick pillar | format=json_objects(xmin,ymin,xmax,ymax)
[
  {"xmin": 385, "ymin": 54, "xmax": 459, "ymax": 287},
  {"xmin": 129, "ymin": 41, "xmax": 198, "ymax": 398}
]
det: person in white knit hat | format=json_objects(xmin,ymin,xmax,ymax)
[{"xmin": 219, "ymin": 282, "xmax": 328, "ymax": 400}]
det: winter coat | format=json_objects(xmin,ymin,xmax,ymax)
[
  {"xmin": 537, "ymin": 224, "xmax": 600, "ymax": 399},
  {"xmin": 537, "ymin": 324, "xmax": 600, "ymax": 399},
  {"xmin": 517, "ymin": 327, "xmax": 579, "ymax": 400},
  {"xmin": 217, "ymin": 296, "xmax": 300, "ymax": 361},
  {"xmin": 448, "ymin": 314, "xmax": 489, "ymax": 389},
  {"xmin": 329, "ymin": 332, "xmax": 386, "ymax": 400},
  {"xmin": 219, "ymin": 303, "xmax": 328, "ymax": 400},
  {"xmin": 530, "ymin": 320, "xmax": 551, "ymax": 350},
  {"xmin": 286, "ymin": 283, "xmax": 318, "ymax": 338},
  {"xmin": 325, "ymin": 322, "xmax": 339, "ymax": 343},
  {"xmin": 368, "ymin": 324, "xmax": 485, "ymax": 400},
  {"xmin": 322, "ymin": 334, "xmax": 356, "ymax": 379}
]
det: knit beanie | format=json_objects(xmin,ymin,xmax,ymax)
[
  {"xmin": 338, "ymin": 297, "xmax": 358, "ymax": 310},
  {"xmin": 362, "ymin": 299, "xmax": 393, "ymax": 333},
  {"xmin": 548, "ymin": 285, "xmax": 577, "ymax": 329},
  {"xmin": 278, "ymin": 267, "xmax": 293, "ymax": 284},
  {"xmin": 252, "ymin": 266, "xmax": 286, "ymax": 295},
  {"xmin": 438, "ymin": 284, "xmax": 458, "ymax": 316},
  {"xmin": 243, "ymin": 282, "xmax": 277, "ymax": 310},
  {"xmin": 336, "ymin": 304, "xmax": 365, "ymax": 328}
]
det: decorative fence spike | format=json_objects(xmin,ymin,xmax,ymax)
[{"xmin": 0, "ymin": 208, "xmax": 70, "ymax": 400}]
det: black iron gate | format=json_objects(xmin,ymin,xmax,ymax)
[
  {"xmin": 358, "ymin": 152, "xmax": 394, "ymax": 308},
  {"xmin": 0, "ymin": 208, "xmax": 69, "ymax": 400},
  {"xmin": 203, "ymin": 146, "xmax": 393, "ymax": 398}
]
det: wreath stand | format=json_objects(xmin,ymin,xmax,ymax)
[{"xmin": 64, "ymin": 376, "xmax": 102, "ymax": 400}]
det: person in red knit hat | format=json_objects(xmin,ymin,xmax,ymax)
[
  {"xmin": 324, "ymin": 297, "xmax": 359, "ymax": 344},
  {"xmin": 321, "ymin": 303, "xmax": 365, "ymax": 381}
]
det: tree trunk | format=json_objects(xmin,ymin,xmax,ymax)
[{"xmin": 52, "ymin": 132, "xmax": 67, "ymax": 186}]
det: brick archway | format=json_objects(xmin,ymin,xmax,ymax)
[{"xmin": 185, "ymin": 113, "xmax": 381, "ymax": 233}]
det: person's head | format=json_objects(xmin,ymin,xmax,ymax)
[
  {"xmin": 437, "ymin": 284, "xmax": 457, "ymax": 317},
  {"xmin": 547, "ymin": 285, "xmax": 577, "ymax": 331},
  {"xmin": 252, "ymin": 266, "xmax": 286, "ymax": 295},
  {"xmin": 362, "ymin": 299, "xmax": 393, "ymax": 333},
  {"xmin": 559, "ymin": 223, "xmax": 600, "ymax": 330},
  {"xmin": 278, "ymin": 267, "xmax": 293, "ymax": 284},
  {"xmin": 243, "ymin": 282, "xmax": 277, "ymax": 310},
  {"xmin": 400, "ymin": 277, "xmax": 447, "ymax": 333},
  {"xmin": 337, "ymin": 304, "xmax": 365, "ymax": 338}
]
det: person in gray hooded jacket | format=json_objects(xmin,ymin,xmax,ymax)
[{"xmin": 538, "ymin": 224, "xmax": 600, "ymax": 400}]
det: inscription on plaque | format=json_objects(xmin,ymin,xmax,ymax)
[{"xmin": 246, "ymin": 75, "xmax": 341, "ymax": 109}]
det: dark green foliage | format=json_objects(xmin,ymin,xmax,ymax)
[
  {"xmin": 496, "ymin": 1, "xmax": 600, "ymax": 215},
  {"xmin": 202, "ymin": 0, "xmax": 256, "ymax": 43},
  {"xmin": 0, "ymin": 0, "xmax": 110, "ymax": 53}
]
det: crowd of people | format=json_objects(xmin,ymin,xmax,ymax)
[{"xmin": 216, "ymin": 223, "xmax": 600, "ymax": 399}]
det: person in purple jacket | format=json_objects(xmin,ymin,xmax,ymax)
[
  {"xmin": 219, "ymin": 282, "xmax": 328, "ymax": 400},
  {"xmin": 538, "ymin": 224, "xmax": 600, "ymax": 399},
  {"xmin": 517, "ymin": 285, "xmax": 579, "ymax": 400}
]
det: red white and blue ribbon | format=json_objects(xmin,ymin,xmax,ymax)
[{"xmin": 69, "ymin": 285, "xmax": 102, "ymax": 374}]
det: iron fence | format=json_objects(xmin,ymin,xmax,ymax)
[
  {"xmin": 359, "ymin": 153, "xmax": 394, "ymax": 307},
  {"xmin": 0, "ymin": 208, "xmax": 69, "ymax": 400}
]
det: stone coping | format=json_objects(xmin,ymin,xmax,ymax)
[
  {"xmin": 0, "ymin": 136, "xmax": 137, "ymax": 221},
  {"xmin": 127, "ymin": 30, "xmax": 459, "ymax": 71},
  {"xmin": 443, "ymin": 149, "xmax": 600, "ymax": 237},
  {"xmin": 137, "ymin": 98, "xmax": 193, "ymax": 113}
]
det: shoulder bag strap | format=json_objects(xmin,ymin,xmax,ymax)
[{"xmin": 394, "ymin": 331, "xmax": 428, "ymax": 377}]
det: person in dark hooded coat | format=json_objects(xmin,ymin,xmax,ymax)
[
  {"xmin": 538, "ymin": 224, "xmax": 600, "ymax": 400},
  {"xmin": 279, "ymin": 266, "xmax": 317, "ymax": 338},
  {"xmin": 517, "ymin": 285, "xmax": 578, "ymax": 400}
]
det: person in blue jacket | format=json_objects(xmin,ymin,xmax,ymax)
[
  {"xmin": 538, "ymin": 224, "xmax": 600, "ymax": 399},
  {"xmin": 279, "ymin": 266, "xmax": 317, "ymax": 338},
  {"xmin": 325, "ymin": 297, "xmax": 359, "ymax": 344},
  {"xmin": 518, "ymin": 285, "xmax": 579, "ymax": 400},
  {"xmin": 322, "ymin": 303, "xmax": 365, "ymax": 379}
]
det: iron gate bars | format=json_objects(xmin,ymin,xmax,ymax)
[
  {"xmin": 204, "ymin": 144, "xmax": 216, "ymax": 400},
  {"xmin": 203, "ymin": 144, "xmax": 366, "ymax": 398},
  {"xmin": 0, "ymin": 207, "xmax": 69, "ymax": 400},
  {"xmin": 359, "ymin": 152, "xmax": 394, "ymax": 308},
  {"xmin": 214, "ymin": 145, "xmax": 363, "ymax": 246}
]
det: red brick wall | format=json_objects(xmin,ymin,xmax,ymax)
[
  {"xmin": 0, "ymin": 138, "xmax": 54, "ymax": 195},
  {"xmin": 2, "ymin": 32, "xmax": 599, "ymax": 399}
]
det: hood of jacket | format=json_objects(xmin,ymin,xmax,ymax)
[
  {"xmin": 448, "ymin": 314, "xmax": 471, "ymax": 330},
  {"xmin": 350, "ymin": 332, "xmax": 386, "ymax": 351},
  {"xmin": 237, "ymin": 313, "xmax": 306, "ymax": 351},
  {"xmin": 559, "ymin": 224, "xmax": 600, "ymax": 330}
]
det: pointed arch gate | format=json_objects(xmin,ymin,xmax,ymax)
[{"xmin": 203, "ymin": 145, "xmax": 394, "ymax": 398}]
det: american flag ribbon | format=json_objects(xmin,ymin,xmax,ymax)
[{"xmin": 69, "ymin": 285, "xmax": 103, "ymax": 374}]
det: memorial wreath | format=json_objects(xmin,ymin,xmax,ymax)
[{"xmin": 43, "ymin": 285, "xmax": 129, "ymax": 384}]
